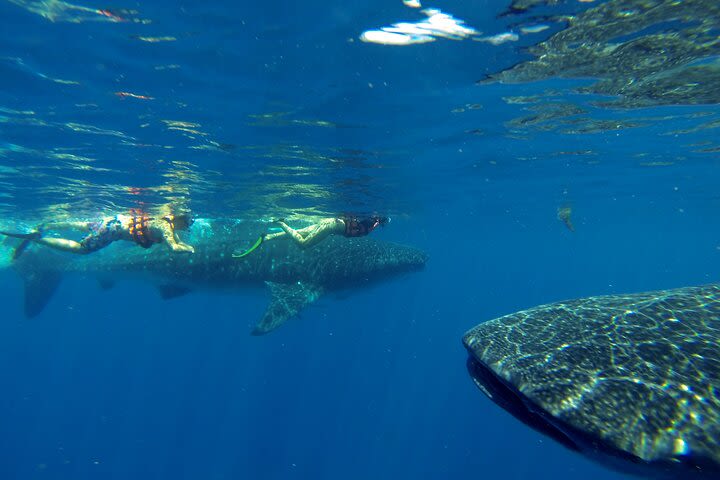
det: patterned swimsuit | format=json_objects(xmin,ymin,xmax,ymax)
[{"xmin": 79, "ymin": 217, "xmax": 124, "ymax": 253}]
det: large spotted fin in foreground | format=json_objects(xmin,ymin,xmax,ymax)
[{"xmin": 463, "ymin": 284, "xmax": 720, "ymax": 479}]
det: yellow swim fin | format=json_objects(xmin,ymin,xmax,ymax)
[{"xmin": 232, "ymin": 234, "xmax": 265, "ymax": 258}]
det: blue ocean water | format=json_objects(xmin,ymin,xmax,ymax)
[{"xmin": 0, "ymin": 0, "xmax": 719, "ymax": 479}]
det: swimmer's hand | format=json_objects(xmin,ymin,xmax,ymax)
[{"xmin": 174, "ymin": 243, "xmax": 195, "ymax": 253}]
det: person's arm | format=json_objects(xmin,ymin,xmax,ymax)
[{"xmin": 159, "ymin": 222, "xmax": 194, "ymax": 253}]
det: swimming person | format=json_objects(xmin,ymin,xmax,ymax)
[
  {"xmin": 233, "ymin": 214, "xmax": 389, "ymax": 257},
  {"xmin": 0, "ymin": 210, "xmax": 195, "ymax": 256}
]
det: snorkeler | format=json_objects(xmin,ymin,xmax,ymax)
[
  {"xmin": 233, "ymin": 214, "xmax": 389, "ymax": 257},
  {"xmin": 0, "ymin": 210, "xmax": 195, "ymax": 257}
]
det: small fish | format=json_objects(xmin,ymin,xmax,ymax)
[{"xmin": 557, "ymin": 205, "xmax": 575, "ymax": 232}]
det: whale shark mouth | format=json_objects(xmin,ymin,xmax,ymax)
[
  {"xmin": 464, "ymin": 354, "xmax": 647, "ymax": 461},
  {"xmin": 463, "ymin": 354, "xmax": 720, "ymax": 479},
  {"xmin": 465, "ymin": 355, "xmax": 582, "ymax": 454}
]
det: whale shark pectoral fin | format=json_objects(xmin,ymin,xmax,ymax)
[
  {"xmin": 252, "ymin": 281, "xmax": 324, "ymax": 336},
  {"xmin": 24, "ymin": 271, "xmax": 62, "ymax": 318},
  {"xmin": 157, "ymin": 284, "xmax": 193, "ymax": 300}
]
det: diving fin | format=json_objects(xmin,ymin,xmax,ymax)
[
  {"xmin": 0, "ymin": 230, "xmax": 41, "ymax": 261},
  {"xmin": 0, "ymin": 230, "xmax": 41, "ymax": 240},
  {"xmin": 252, "ymin": 281, "xmax": 323, "ymax": 335},
  {"xmin": 12, "ymin": 238, "xmax": 32, "ymax": 261},
  {"xmin": 232, "ymin": 234, "xmax": 265, "ymax": 258}
]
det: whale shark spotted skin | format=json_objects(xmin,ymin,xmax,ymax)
[
  {"xmin": 7, "ymin": 219, "xmax": 428, "ymax": 334},
  {"xmin": 463, "ymin": 285, "xmax": 720, "ymax": 479}
]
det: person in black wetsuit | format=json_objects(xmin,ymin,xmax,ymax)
[
  {"xmin": 0, "ymin": 210, "xmax": 195, "ymax": 257},
  {"xmin": 233, "ymin": 214, "xmax": 389, "ymax": 257}
]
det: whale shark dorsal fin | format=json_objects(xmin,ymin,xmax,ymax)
[{"xmin": 252, "ymin": 281, "xmax": 324, "ymax": 335}]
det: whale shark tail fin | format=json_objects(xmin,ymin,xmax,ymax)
[
  {"xmin": 23, "ymin": 270, "xmax": 62, "ymax": 318},
  {"xmin": 11, "ymin": 247, "xmax": 67, "ymax": 318},
  {"xmin": 252, "ymin": 281, "xmax": 323, "ymax": 335}
]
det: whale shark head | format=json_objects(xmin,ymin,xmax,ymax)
[{"xmin": 309, "ymin": 237, "xmax": 428, "ymax": 286}]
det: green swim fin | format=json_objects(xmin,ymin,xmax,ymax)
[
  {"xmin": 232, "ymin": 234, "xmax": 265, "ymax": 258},
  {"xmin": 0, "ymin": 230, "xmax": 41, "ymax": 240}
]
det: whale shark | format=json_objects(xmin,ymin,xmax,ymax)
[
  {"xmin": 463, "ymin": 284, "xmax": 720, "ymax": 479},
  {"xmin": 4, "ymin": 219, "xmax": 427, "ymax": 334}
]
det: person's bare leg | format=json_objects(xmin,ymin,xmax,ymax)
[
  {"xmin": 2, "ymin": 222, "xmax": 96, "ymax": 259},
  {"xmin": 297, "ymin": 224, "xmax": 334, "ymax": 248},
  {"xmin": 277, "ymin": 221, "xmax": 333, "ymax": 249},
  {"xmin": 277, "ymin": 221, "xmax": 307, "ymax": 245},
  {"xmin": 34, "ymin": 237, "xmax": 89, "ymax": 254},
  {"xmin": 263, "ymin": 231, "xmax": 286, "ymax": 241},
  {"xmin": 0, "ymin": 221, "xmax": 89, "ymax": 238}
]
